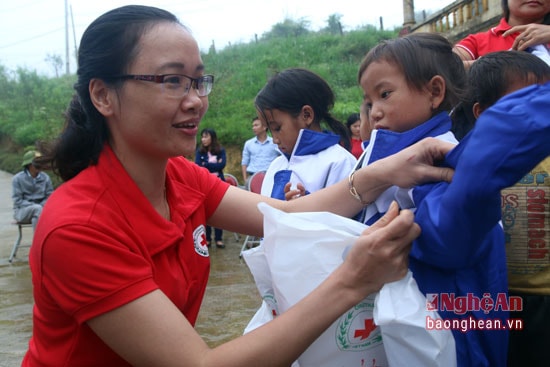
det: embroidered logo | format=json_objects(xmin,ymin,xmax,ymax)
[
  {"xmin": 193, "ymin": 225, "xmax": 209, "ymax": 257},
  {"xmin": 335, "ymin": 297, "xmax": 382, "ymax": 351},
  {"xmin": 262, "ymin": 292, "xmax": 279, "ymax": 317}
]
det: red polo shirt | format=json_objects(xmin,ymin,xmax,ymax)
[
  {"xmin": 23, "ymin": 145, "xmax": 229, "ymax": 366},
  {"xmin": 455, "ymin": 17, "xmax": 517, "ymax": 59}
]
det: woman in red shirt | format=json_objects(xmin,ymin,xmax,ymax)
[
  {"xmin": 21, "ymin": 5, "xmax": 455, "ymax": 366},
  {"xmin": 453, "ymin": 0, "xmax": 550, "ymax": 69}
]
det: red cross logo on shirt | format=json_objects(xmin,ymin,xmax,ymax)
[
  {"xmin": 354, "ymin": 319, "xmax": 376, "ymax": 340},
  {"xmin": 200, "ymin": 232, "xmax": 209, "ymax": 248}
]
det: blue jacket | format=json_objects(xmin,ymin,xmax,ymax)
[
  {"xmin": 261, "ymin": 129, "xmax": 356, "ymax": 199},
  {"xmin": 358, "ymin": 85, "xmax": 550, "ymax": 366}
]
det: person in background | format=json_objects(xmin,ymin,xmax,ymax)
[
  {"xmin": 464, "ymin": 50, "xmax": 550, "ymax": 367},
  {"xmin": 12, "ymin": 150, "xmax": 53, "ymax": 231},
  {"xmin": 453, "ymin": 0, "xmax": 550, "ymax": 68},
  {"xmin": 241, "ymin": 117, "xmax": 280, "ymax": 184},
  {"xmin": 255, "ymin": 68, "xmax": 356, "ymax": 200},
  {"xmin": 21, "ymin": 5, "xmax": 456, "ymax": 366},
  {"xmin": 195, "ymin": 128, "xmax": 226, "ymax": 248},
  {"xmin": 346, "ymin": 113, "xmax": 363, "ymax": 159}
]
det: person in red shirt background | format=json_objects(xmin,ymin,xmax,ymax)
[
  {"xmin": 346, "ymin": 113, "xmax": 364, "ymax": 159},
  {"xmin": 453, "ymin": 0, "xmax": 550, "ymax": 69}
]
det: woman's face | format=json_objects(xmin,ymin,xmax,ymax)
[
  {"xmin": 107, "ymin": 22, "xmax": 209, "ymax": 160},
  {"xmin": 508, "ymin": 0, "xmax": 550, "ymax": 25},
  {"xmin": 201, "ymin": 132, "xmax": 212, "ymax": 147}
]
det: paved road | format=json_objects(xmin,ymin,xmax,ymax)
[{"xmin": 0, "ymin": 170, "xmax": 259, "ymax": 366}]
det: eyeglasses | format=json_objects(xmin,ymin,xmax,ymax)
[{"xmin": 113, "ymin": 74, "xmax": 214, "ymax": 98}]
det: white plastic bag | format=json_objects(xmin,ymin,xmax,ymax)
[
  {"xmin": 242, "ymin": 203, "xmax": 456, "ymax": 367},
  {"xmin": 374, "ymin": 272, "xmax": 456, "ymax": 367}
]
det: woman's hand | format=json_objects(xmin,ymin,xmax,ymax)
[
  {"xmin": 340, "ymin": 201, "xmax": 417, "ymax": 295},
  {"xmin": 366, "ymin": 137, "xmax": 454, "ymax": 190},
  {"xmin": 503, "ymin": 23, "xmax": 550, "ymax": 51}
]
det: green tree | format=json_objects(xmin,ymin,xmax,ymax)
[
  {"xmin": 45, "ymin": 54, "xmax": 63, "ymax": 78},
  {"xmin": 263, "ymin": 17, "xmax": 311, "ymax": 39},
  {"xmin": 324, "ymin": 13, "xmax": 343, "ymax": 35}
]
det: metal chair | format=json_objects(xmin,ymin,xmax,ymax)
[
  {"xmin": 9, "ymin": 221, "xmax": 32, "ymax": 263},
  {"xmin": 239, "ymin": 171, "xmax": 266, "ymax": 257},
  {"xmin": 224, "ymin": 173, "xmax": 240, "ymax": 188}
]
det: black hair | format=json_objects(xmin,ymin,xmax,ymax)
[
  {"xmin": 39, "ymin": 5, "xmax": 183, "ymax": 181},
  {"xmin": 255, "ymin": 68, "xmax": 351, "ymax": 151},
  {"xmin": 346, "ymin": 113, "xmax": 360, "ymax": 129},
  {"xmin": 358, "ymin": 32, "xmax": 467, "ymax": 115},
  {"xmin": 501, "ymin": 0, "xmax": 550, "ymax": 24},
  {"xmin": 451, "ymin": 51, "xmax": 550, "ymax": 140},
  {"xmin": 199, "ymin": 128, "xmax": 222, "ymax": 155},
  {"xmin": 468, "ymin": 50, "xmax": 550, "ymax": 110}
]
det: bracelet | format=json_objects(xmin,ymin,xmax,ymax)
[{"xmin": 348, "ymin": 170, "xmax": 372, "ymax": 206}]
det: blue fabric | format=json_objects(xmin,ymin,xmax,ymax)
[
  {"xmin": 366, "ymin": 111, "xmax": 451, "ymax": 165},
  {"xmin": 359, "ymin": 83, "xmax": 550, "ymax": 366},
  {"xmin": 266, "ymin": 129, "xmax": 354, "ymax": 200},
  {"xmin": 241, "ymin": 136, "xmax": 280, "ymax": 173}
]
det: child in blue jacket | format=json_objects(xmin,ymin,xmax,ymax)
[{"xmin": 355, "ymin": 33, "xmax": 550, "ymax": 366}]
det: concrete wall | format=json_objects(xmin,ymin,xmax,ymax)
[{"xmin": 410, "ymin": 0, "xmax": 502, "ymax": 42}]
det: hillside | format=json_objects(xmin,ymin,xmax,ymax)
[{"xmin": 0, "ymin": 24, "xmax": 399, "ymax": 182}]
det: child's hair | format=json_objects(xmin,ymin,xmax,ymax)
[
  {"xmin": 451, "ymin": 50, "xmax": 550, "ymax": 140},
  {"xmin": 468, "ymin": 50, "xmax": 550, "ymax": 110},
  {"xmin": 358, "ymin": 32, "xmax": 467, "ymax": 115},
  {"xmin": 254, "ymin": 68, "xmax": 351, "ymax": 150},
  {"xmin": 199, "ymin": 128, "xmax": 222, "ymax": 155},
  {"xmin": 501, "ymin": 0, "xmax": 550, "ymax": 24},
  {"xmin": 346, "ymin": 113, "xmax": 360, "ymax": 129}
]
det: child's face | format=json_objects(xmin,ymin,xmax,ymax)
[
  {"xmin": 360, "ymin": 61, "xmax": 435, "ymax": 133},
  {"xmin": 262, "ymin": 109, "xmax": 308, "ymax": 155}
]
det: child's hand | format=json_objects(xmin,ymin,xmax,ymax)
[{"xmin": 284, "ymin": 182, "xmax": 306, "ymax": 201}]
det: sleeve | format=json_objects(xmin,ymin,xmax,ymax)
[
  {"xmin": 241, "ymin": 140, "xmax": 250, "ymax": 166},
  {"xmin": 412, "ymin": 83, "xmax": 550, "ymax": 268},
  {"xmin": 175, "ymin": 158, "xmax": 230, "ymax": 219},
  {"xmin": 41, "ymin": 174, "xmax": 54, "ymax": 205},
  {"xmin": 12, "ymin": 176, "xmax": 23, "ymax": 208},
  {"xmin": 12, "ymin": 175, "xmax": 32, "ymax": 208},
  {"xmin": 323, "ymin": 153, "xmax": 357, "ymax": 188},
  {"xmin": 40, "ymin": 224, "xmax": 159, "ymax": 323},
  {"xmin": 454, "ymin": 33, "xmax": 479, "ymax": 60}
]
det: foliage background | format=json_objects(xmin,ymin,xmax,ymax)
[{"xmin": 0, "ymin": 19, "xmax": 398, "ymax": 184}]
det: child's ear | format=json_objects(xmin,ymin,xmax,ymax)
[
  {"xmin": 472, "ymin": 102, "xmax": 483, "ymax": 119},
  {"xmin": 301, "ymin": 105, "xmax": 315, "ymax": 126},
  {"xmin": 428, "ymin": 75, "xmax": 446, "ymax": 110}
]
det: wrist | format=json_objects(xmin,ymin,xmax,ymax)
[{"xmin": 349, "ymin": 164, "xmax": 391, "ymax": 206}]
